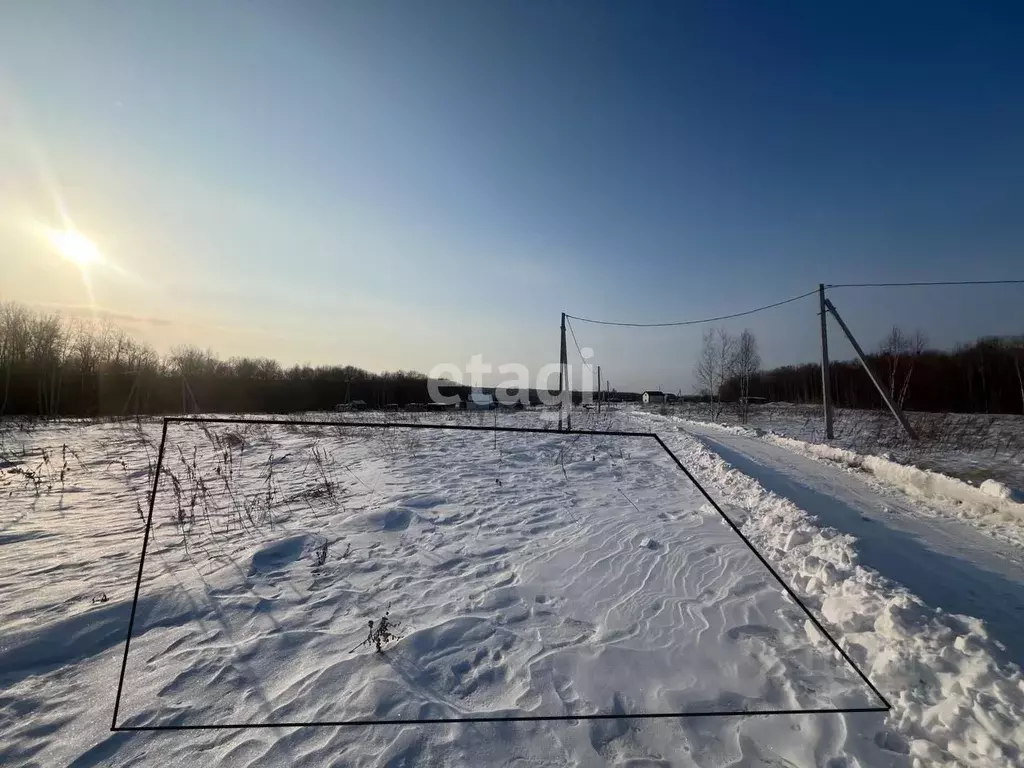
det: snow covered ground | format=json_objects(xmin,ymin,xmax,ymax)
[
  {"xmin": 645, "ymin": 417, "xmax": 1024, "ymax": 662},
  {"xmin": 1, "ymin": 410, "xmax": 1022, "ymax": 766},
  {"xmin": 664, "ymin": 402, "xmax": 1024, "ymax": 497},
  {"xmin": 655, "ymin": 407, "xmax": 1024, "ymax": 551},
  {"xmin": 636, "ymin": 412, "xmax": 1024, "ymax": 767}
]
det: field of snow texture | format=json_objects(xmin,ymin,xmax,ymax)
[{"xmin": 1, "ymin": 411, "xmax": 1022, "ymax": 767}]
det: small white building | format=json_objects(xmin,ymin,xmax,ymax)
[
  {"xmin": 466, "ymin": 390, "xmax": 495, "ymax": 411},
  {"xmin": 641, "ymin": 390, "xmax": 666, "ymax": 405}
]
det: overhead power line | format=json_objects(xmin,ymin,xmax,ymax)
[
  {"xmin": 566, "ymin": 289, "xmax": 818, "ymax": 328},
  {"xmin": 565, "ymin": 316, "xmax": 594, "ymax": 372},
  {"xmin": 827, "ymin": 279, "xmax": 1024, "ymax": 288},
  {"xmin": 566, "ymin": 278, "xmax": 1023, "ymax": 329}
]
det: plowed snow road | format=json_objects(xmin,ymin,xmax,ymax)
[{"xmin": 681, "ymin": 422, "xmax": 1024, "ymax": 667}]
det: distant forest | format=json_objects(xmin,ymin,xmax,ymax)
[
  {"xmin": 722, "ymin": 328, "xmax": 1024, "ymax": 415},
  {"xmin": 0, "ymin": 302, "xmax": 449, "ymax": 416},
  {"xmin": 1, "ymin": 301, "xmax": 1022, "ymax": 416}
]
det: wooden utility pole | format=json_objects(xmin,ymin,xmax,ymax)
[
  {"xmin": 597, "ymin": 366, "xmax": 602, "ymax": 414},
  {"xmin": 558, "ymin": 313, "xmax": 567, "ymax": 432},
  {"xmin": 824, "ymin": 298, "xmax": 918, "ymax": 440},
  {"xmin": 819, "ymin": 284, "xmax": 835, "ymax": 440}
]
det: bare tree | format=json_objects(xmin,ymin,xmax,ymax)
[
  {"xmin": 0, "ymin": 302, "xmax": 33, "ymax": 415},
  {"xmin": 694, "ymin": 328, "xmax": 717, "ymax": 415},
  {"xmin": 694, "ymin": 327, "xmax": 735, "ymax": 421},
  {"xmin": 168, "ymin": 345, "xmax": 217, "ymax": 378},
  {"xmin": 879, "ymin": 326, "xmax": 906, "ymax": 401},
  {"xmin": 879, "ymin": 326, "xmax": 927, "ymax": 408},
  {"xmin": 732, "ymin": 329, "xmax": 761, "ymax": 421},
  {"xmin": 1001, "ymin": 336, "xmax": 1024, "ymax": 414},
  {"xmin": 255, "ymin": 357, "xmax": 282, "ymax": 380},
  {"xmin": 714, "ymin": 328, "xmax": 735, "ymax": 420},
  {"xmin": 896, "ymin": 330, "xmax": 927, "ymax": 408},
  {"xmin": 168, "ymin": 345, "xmax": 218, "ymax": 413},
  {"xmin": 27, "ymin": 312, "xmax": 71, "ymax": 416}
]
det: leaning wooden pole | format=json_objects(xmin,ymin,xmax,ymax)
[
  {"xmin": 824, "ymin": 298, "xmax": 918, "ymax": 440},
  {"xmin": 819, "ymin": 284, "xmax": 835, "ymax": 440}
]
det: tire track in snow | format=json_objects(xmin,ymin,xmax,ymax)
[
  {"xmin": 642, "ymin": 414, "xmax": 1024, "ymax": 767},
  {"xmin": 683, "ymin": 420, "xmax": 1024, "ymax": 667}
]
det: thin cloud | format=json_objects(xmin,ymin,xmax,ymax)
[
  {"xmin": 28, "ymin": 302, "xmax": 173, "ymax": 327},
  {"xmin": 26, "ymin": 302, "xmax": 270, "ymax": 335}
]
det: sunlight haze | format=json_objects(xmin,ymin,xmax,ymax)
[{"xmin": 2, "ymin": 1, "xmax": 1023, "ymax": 391}]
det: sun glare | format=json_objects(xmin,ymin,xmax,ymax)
[{"xmin": 46, "ymin": 227, "xmax": 102, "ymax": 269}]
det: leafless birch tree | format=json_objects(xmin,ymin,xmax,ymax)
[
  {"xmin": 732, "ymin": 329, "xmax": 761, "ymax": 421},
  {"xmin": 694, "ymin": 327, "xmax": 736, "ymax": 421}
]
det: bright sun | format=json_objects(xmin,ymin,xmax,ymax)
[{"xmin": 46, "ymin": 227, "xmax": 102, "ymax": 269}]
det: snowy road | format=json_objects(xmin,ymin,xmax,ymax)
[{"xmin": 681, "ymin": 422, "xmax": 1024, "ymax": 667}]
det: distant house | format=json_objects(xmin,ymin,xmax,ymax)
[
  {"xmin": 465, "ymin": 390, "xmax": 496, "ymax": 411},
  {"xmin": 641, "ymin": 390, "xmax": 666, "ymax": 405}
]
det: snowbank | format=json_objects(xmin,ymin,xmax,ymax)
[
  {"xmin": 981, "ymin": 479, "xmax": 1024, "ymax": 504},
  {"xmin": 654, "ymin": 424, "xmax": 1024, "ymax": 768},
  {"xmin": 663, "ymin": 413, "xmax": 1024, "ymax": 536},
  {"xmin": 766, "ymin": 434, "xmax": 1024, "ymax": 518}
]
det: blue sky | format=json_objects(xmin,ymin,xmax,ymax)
[{"xmin": 2, "ymin": 1, "xmax": 1023, "ymax": 391}]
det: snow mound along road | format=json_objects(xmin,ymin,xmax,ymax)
[
  {"xmin": 665, "ymin": 413, "xmax": 1024, "ymax": 546},
  {"xmin": 653, "ymin": 421, "xmax": 1024, "ymax": 768},
  {"xmin": 980, "ymin": 478, "xmax": 1024, "ymax": 504},
  {"xmin": 769, "ymin": 434, "xmax": 1024, "ymax": 518}
]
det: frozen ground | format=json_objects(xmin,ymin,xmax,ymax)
[{"xmin": 1, "ymin": 410, "xmax": 1022, "ymax": 766}]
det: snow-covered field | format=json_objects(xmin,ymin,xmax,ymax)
[{"xmin": 2, "ymin": 410, "xmax": 1022, "ymax": 766}]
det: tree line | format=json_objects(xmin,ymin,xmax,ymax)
[
  {"xmin": 717, "ymin": 325, "xmax": 1024, "ymax": 415},
  {"xmin": 0, "ymin": 301, "xmax": 438, "ymax": 416},
  {"xmin": 4, "ymin": 300, "xmax": 1022, "ymax": 417}
]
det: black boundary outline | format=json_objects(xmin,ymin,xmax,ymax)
[{"xmin": 111, "ymin": 416, "xmax": 891, "ymax": 731}]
